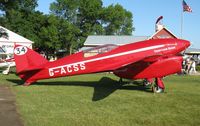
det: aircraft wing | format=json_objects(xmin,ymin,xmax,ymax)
[
  {"xmin": 96, "ymin": 54, "xmax": 163, "ymax": 73},
  {"xmin": 142, "ymin": 54, "xmax": 164, "ymax": 62},
  {"xmin": 118, "ymin": 54, "xmax": 163, "ymax": 68}
]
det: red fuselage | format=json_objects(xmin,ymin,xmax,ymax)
[{"xmin": 15, "ymin": 39, "xmax": 190, "ymax": 84}]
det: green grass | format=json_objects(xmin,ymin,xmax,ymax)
[
  {"xmin": 196, "ymin": 65, "xmax": 200, "ymax": 71},
  {"xmin": 1, "ymin": 73, "xmax": 200, "ymax": 126}
]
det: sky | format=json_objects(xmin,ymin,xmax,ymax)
[{"xmin": 36, "ymin": 0, "xmax": 200, "ymax": 48}]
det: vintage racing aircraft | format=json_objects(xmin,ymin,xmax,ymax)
[{"xmin": 14, "ymin": 38, "xmax": 190, "ymax": 93}]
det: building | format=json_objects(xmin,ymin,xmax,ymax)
[
  {"xmin": 82, "ymin": 24, "xmax": 178, "ymax": 52},
  {"xmin": 150, "ymin": 24, "xmax": 177, "ymax": 39},
  {"xmin": 0, "ymin": 46, "xmax": 6, "ymax": 59},
  {"xmin": 185, "ymin": 48, "xmax": 200, "ymax": 64},
  {"xmin": 0, "ymin": 26, "xmax": 33, "ymax": 55},
  {"xmin": 83, "ymin": 36, "xmax": 149, "ymax": 49}
]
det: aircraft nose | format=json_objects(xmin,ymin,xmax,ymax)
[
  {"xmin": 179, "ymin": 39, "xmax": 191, "ymax": 49},
  {"xmin": 178, "ymin": 39, "xmax": 190, "ymax": 56},
  {"xmin": 183, "ymin": 40, "xmax": 191, "ymax": 48}
]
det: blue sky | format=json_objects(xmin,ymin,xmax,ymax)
[{"xmin": 36, "ymin": 0, "xmax": 200, "ymax": 48}]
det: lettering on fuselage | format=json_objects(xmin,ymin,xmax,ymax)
[
  {"xmin": 49, "ymin": 63, "xmax": 86, "ymax": 77},
  {"xmin": 154, "ymin": 46, "xmax": 176, "ymax": 53}
]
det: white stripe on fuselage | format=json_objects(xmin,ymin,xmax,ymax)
[{"xmin": 49, "ymin": 44, "xmax": 165, "ymax": 70}]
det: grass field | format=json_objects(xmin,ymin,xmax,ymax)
[{"xmin": 0, "ymin": 73, "xmax": 200, "ymax": 126}]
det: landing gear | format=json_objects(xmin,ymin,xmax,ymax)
[
  {"xmin": 152, "ymin": 78, "xmax": 165, "ymax": 93},
  {"xmin": 152, "ymin": 86, "xmax": 164, "ymax": 93},
  {"xmin": 119, "ymin": 77, "xmax": 165, "ymax": 93},
  {"xmin": 2, "ymin": 64, "xmax": 11, "ymax": 75},
  {"xmin": 143, "ymin": 78, "xmax": 153, "ymax": 87}
]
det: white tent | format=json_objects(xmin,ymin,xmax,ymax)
[{"xmin": 0, "ymin": 26, "xmax": 33, "ymax": 54}]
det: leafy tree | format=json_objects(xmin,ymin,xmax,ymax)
[
  {"xmin": 0, "ymin": 0, "xmax": 39, "ymax": 39},
  {"xmin": 78, "ymin": 0, "xmax": 104, "ymax": 36},
  {"xmin": 0, "ymin": 0, "xmax": 58, "ymax": 56},
  {"xmin": 50, "ymin": 0, "xmax": 134, "ymax": 43},
  {"xmin": 0, "ymin": 0, "xmax": 134, "ymax": 56},
  {"xmin": 0, "ymin": 0, "xmax": 38, "ymax": 13},
  {"xmin": 58, "ymin": 18, "xmax": 81, "ymax": 54},
  {"xmin": 49, "ymin": 0, "xmax": 134, "ymax": 54},
  {"xmin": 25, "ymin": 11, "xmax": 47, "ymax": 47},
  {"xmin": 50, "ymin": 0, "xmax": 104, "ymax": 36},
  {"xmin": 50, "ymin": 0, "xmax": 79, "ymax": 24},
  {"xmin": 102, "ymin": 4, "xmax": 133, "ymax": 35},
  {"xmin": 50, "ymin": 0, "xmax": 83, "ymax": 53},
  {"xmin": 38, "ymin": 15, "xmax": 60, "ymax": 56}
]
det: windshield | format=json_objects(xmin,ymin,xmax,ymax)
[{"xmin": 83, "ymin": 44, "xmax": 118, "ymax": 57}]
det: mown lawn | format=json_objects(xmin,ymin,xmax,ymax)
[{"xmin": 1, "ymin": 73, "xmax": 200, "ymax": 126}]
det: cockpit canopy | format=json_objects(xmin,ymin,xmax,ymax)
[{"xmin": 83, "ymin": 44, "xmax": 118, "ymax": 57}]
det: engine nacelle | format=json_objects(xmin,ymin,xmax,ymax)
[{"xmin": 114, "ymin": 56, "xmax": 183, "ymax": 79}]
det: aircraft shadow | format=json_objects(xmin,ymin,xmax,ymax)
[{"xmin": 7, "ymin": 77, "xmax": 152, "ymax": 101}]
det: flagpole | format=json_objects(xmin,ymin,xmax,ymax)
[
  {"xmin": 181, "ymin": 1, "xmax": 183, "ymax": 39},
  {"xmin": 181, "ymin": 0, "xmax": 192, "ymax": 39}
]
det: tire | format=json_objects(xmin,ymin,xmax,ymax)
[{"xmin": 152, "ymin": 85, "xmax": 164, "ymax": 93}]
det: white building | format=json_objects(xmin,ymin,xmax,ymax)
[{"xmin": 0, "ymin": 26, "xmax": 33, "ymax": 54}]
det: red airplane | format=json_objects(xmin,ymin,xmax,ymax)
[{"xmin": 14, "ymin": 38, "xmax": 190, "ymax": 93}]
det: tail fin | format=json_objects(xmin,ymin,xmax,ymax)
[{"xmin": 14, "ymin": 45, "xmax": 48, "ymax": 74}]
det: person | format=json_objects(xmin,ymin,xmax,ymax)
[
  {"xmin": 189, "ymin": 59, "xmax": 196, "ymax": 74},
  {"xmin": 185, "ymin": 58, "xmax": 191, "ymax": 74}
]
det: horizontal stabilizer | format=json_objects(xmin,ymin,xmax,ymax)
[{"xmin": 17, "ymin": 65, "xmax": 44, "ymax": 74}]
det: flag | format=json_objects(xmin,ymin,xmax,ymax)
[
  {"xmin": 156, "ymin": 16, "xmax": 163, "ymax": 24},
  {"xmin": 182, "ymin": 0, "xmax": 192, "ymax": 12}
]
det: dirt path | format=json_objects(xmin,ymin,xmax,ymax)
[{"xmin": 0, "ymin": 85, "xmax": 23, "ymax": 126}]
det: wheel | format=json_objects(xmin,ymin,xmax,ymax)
[
  {"xmin": 2, "ymin": 70, "xmax": 9, "ymax": 75},
  {"xmin": 152, "ymin": 84, "xmax": 164, "ymax": 93}
]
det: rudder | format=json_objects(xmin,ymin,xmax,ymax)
[{"xmin": 14, "ymin": 45, "xmax": 48, "ymax": 74}]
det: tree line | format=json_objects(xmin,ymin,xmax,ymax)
[{"xmin": 0, "ymin": 0, "xmax": 134, "ymax": 56}]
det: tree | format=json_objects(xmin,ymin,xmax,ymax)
[
  {"xmin": 0, "ymin": 0, "xmax": 38, "ymax": 13},
  {"xmin": 78, "ymin": 0, "xmax": 104, "ymax": 36},
  {"xmin": 0, "ymin": 0, "xmax": 134, "ymax": 56},
  {"xmin": 102, "ymin": 4, "xmax": 134, "ymax": 35},
  {"xmin": 0, "ymin": 0, "xmax": 39, "ymax": 40},
  {"xmin": 50, "ymin": 0, "xmax": 79, "ymax": 24},
  {"xmin": 50, "ymin": 0, "xmax": 84, "ymax": 53},
  {"xmin": 50, "ymin": 0, "xmax": 104, "ymax": 36},
  {"xmin": 50, "ymin": 0, "xmax": 134, "ymax": 53},
  {"xmin": 0, "ymin": 0, "xmax": 65, "ymax": 57},
  {"xmin": 38, "ymin": 15, "xmax": 60, "ymax": 56}
]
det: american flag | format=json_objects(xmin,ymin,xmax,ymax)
[{"xmin": 182, "ymin": 0, "xmax": 192, "ymax": 12}]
